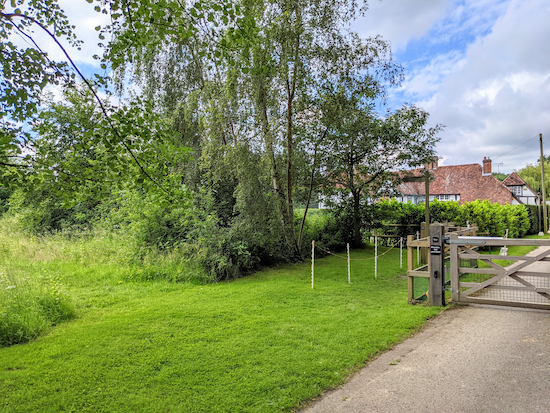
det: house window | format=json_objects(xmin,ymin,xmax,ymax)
[
  {"xmin": 511, "ymin": 186, "xmax": 522, "ymax": 196},
  {"xmin": 434, "ymin": 194, "xmax": 459, "ymax": 202}
]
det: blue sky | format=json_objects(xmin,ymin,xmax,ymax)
[
  {"xmin": 356, "ymin": 0, "xmax": 550, "ymax": 173},
  {"xmin": 27, "ymin": 0, "xmax": 550, "ymax": 174}
]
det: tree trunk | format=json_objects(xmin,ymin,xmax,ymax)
[
  {"xmin": 257, "ymin": 81, "xmax": 300, "ymax": 259},
  {"xmin": 352, "ymin": 191, "xmax": 362, "ymax": 247}
]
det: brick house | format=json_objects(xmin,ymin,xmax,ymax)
[{"xmin": 396, "ymin": 157, "xmax": 523, "ymax": 205}]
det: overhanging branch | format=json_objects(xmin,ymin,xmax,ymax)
[{"xmin": 2, "ymin": 12, "xmax": 168, "ymax": 194}]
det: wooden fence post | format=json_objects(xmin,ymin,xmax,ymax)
[
  {"xmin": 311, "ymin": 241, "xmax": 315, "ymax": 289},
  {"xmin": 420, "ymin": 222, "xmax": 428, "ymax": 264},
  {"xmin": 449, "ymin": 232, "xmax": 459, "ymax": 303},
  {"xmin": 407, "ymin": 235, "xmax": 414, "ymax": 303},
  {"xmin": 429, "ymin": 223, "xmax": 446, "ymax": 306}
]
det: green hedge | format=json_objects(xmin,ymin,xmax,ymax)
[
  {"xmin": 523, "ymin": 205, "xmax": 541, "ymax": 235},
  {"xmin": 454, "ymin": 200, "xmax": 529, "ymax": 238},
  {"xmin": 361, "ymin": 199, "xmax": 531, "ymax": 240}
]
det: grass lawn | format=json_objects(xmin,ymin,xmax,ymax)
[{"xmin": 0, "ymin": 232, "xmax": 443, "ymax": 412}]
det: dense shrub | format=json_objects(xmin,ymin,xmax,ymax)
[
  {"xmin": 524, "ymin": 205, "xmax": 542, "ymax": 235},
  {"xmin": 455, "ymin": 200, "xmax": 529, "ymax": 238},
  {"xmin": 0, "ymin": 186, "xmax": 11, "ymax": 215},
  {"xmin": 7, "ymin": 188, "xmax": 102, "ymax": 233},
  {"xmin": 362, "ymin": 199, "xmax": 460, "ymax": 241},
  {"xmin": 98, "ymin": 189, "xmax": 199, "ymax": 254},
  {"xmin": 428, "ymin": 199, "xmax": 462, "ymax": 224},
  {"xmin": 297, "ymin": 209, "xmax": 347, "ymax": 256},
  {"xmin": 327, "ymin": 198, "xmax": 530, "ymax": 244}
]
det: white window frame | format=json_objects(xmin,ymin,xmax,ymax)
[{"xmin": 511, "ymin": 186, "xmax": 522, "ymax": 196}]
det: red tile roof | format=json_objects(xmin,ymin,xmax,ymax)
[
  {"xmin": 502, "ymin": 171, "xmax": 526, "ymax": 186},
  {"xmin": 502, "ymin": 171, "xmax": 539, "ymax": 200},
  {"xmin": 398, "ymin": 163, "xmax": 517, "ymax": 205}
]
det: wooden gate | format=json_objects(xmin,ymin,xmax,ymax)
[
  {"xmin": 448, "ymin": 233, "xmax": 550, "ymax": 310},
  {"xmin": 407, "ymin": 224, "xmax": 478, "ymax": 304}
]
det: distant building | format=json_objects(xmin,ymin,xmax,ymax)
[
  {"xmin": 396, "ymin": 157, "xmax": 524, "ymax": 205},
  {"xmin": 502, "ymin": 172, "xmax": 540, "ymax": 205}
]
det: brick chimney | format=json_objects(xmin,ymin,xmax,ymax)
[
  {"xmin": 482, "ymin": 157, "xmax": 492, "ymax": 175},
  {"xmin": 424, "ymin": 156, "xmax": 439, "ymax": 170}
]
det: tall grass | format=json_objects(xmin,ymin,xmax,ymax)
[{"xmin": 0, "ymin": 270, "xmax": 75, "ymax": 346}]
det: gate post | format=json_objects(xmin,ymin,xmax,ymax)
[
  {"xmin": 407, "ymin": 235, "xmax": 414, "ymax": 304},
  {"xmin": 429, "ymin": 222, "xmax": 446, "ymax": 306},
  {"xmin": 449, "ymin": 233, "xmax": 459, "ymax": 303}
]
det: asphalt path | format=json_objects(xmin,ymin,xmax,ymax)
[{"xmin": 300, "ymin": 304, "xmax": 550, "ymax": 413}]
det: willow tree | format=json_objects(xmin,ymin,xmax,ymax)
[
  {"xmin": 102, "ymin": 0, "xmax": 403, "ymax": 259},
  {"xmin": 518, "ymin": 161, "xmax": 550, "ymax": 200}
]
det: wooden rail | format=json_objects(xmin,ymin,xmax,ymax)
[
  {"xmin": 407, "ymin": 224, "xmax": 478, "ymax": 303},
  {"xmin": 448, "ymin": 234, "xmax": 550, "ymax": 309}
]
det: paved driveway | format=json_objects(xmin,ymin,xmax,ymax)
[{"xmin": 300, "ymin": 304, "xmax": 550, "ymax": 413}]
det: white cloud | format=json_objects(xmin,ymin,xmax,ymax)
[
  {"xmin": 7, "ymin": 0, "xmax": 108, "ymax": 68},
  {"xmin": 51, "ymin": 0, "xmax": 110, "ymax": 66},
  {"xmin": 360, "ymin": 0, "xmax": 550, "ymax": 173},
  {"xmin": 421, "ymin": 0, "xmax": 550, "ymax": 172},
  {"xmin": 355, "ymin": 0, "xmax": 448, "ymax": 51},
  {"xmin": 398, "ymin": 50, "xmax": 465, "ymax": 100},
  {"xmin": 427, "ymin": 0, "xmax": 511, "ymax": 47}
]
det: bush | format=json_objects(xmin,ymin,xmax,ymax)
[
  {"xmin": 297, "ymin": 209, "xmax": 347, "ymax": 256},
  {"xmin": 356, "ymin": 199, "xmax": 529, "ymax": 242},
  {"xmin": 7, "ymin": 188, "xmax": 102, "ymax": 234},
  {"xmin": 0, "ymin": 186, "xmax": 11, "ymax": 216},
  {"xmin": 371, "ymin": 199, "xmax": 425, "ymax": 239},
  {"xmin": 0, "ymin": 272, "xmax": 75, "ymax": 347},
  {"xmin": 524, "ymin": 205, "xmax": 541, "ymax": 235},
  {"xmin": 455, "ymin": 200, "xmax": 529, "ymax": 238},
  {"xmin": 427, "ymin": 199, "xmax": 462, "ymax": 224}
]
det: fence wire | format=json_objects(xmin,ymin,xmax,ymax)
[
  {"xmin": 314, "ymin": 243, "xmax": 396, "ymax": 261},
  {"xmin": 467, "ymin": 274, "xmax": 550, "ymax": 304}
]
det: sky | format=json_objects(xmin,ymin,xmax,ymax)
[
  {"xmin": 19, "ymin": 0, "xmax": 550, "ymax": 174},
  {"xmin": 356, "ymin": 0, "xmax": 550, "ymax": 173}
]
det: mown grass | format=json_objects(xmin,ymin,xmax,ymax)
[{"xmin": 0, "ymin": 227, "xmax": 443, "ymax": 413}]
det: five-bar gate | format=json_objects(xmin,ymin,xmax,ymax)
[{"xmin": 446, "ymin": 233, "xmax": 550, "ymax": 310}]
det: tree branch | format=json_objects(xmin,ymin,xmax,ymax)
[{"xmin": 2, "ymin": 12, "xmax": 168, "ymax": 194}]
